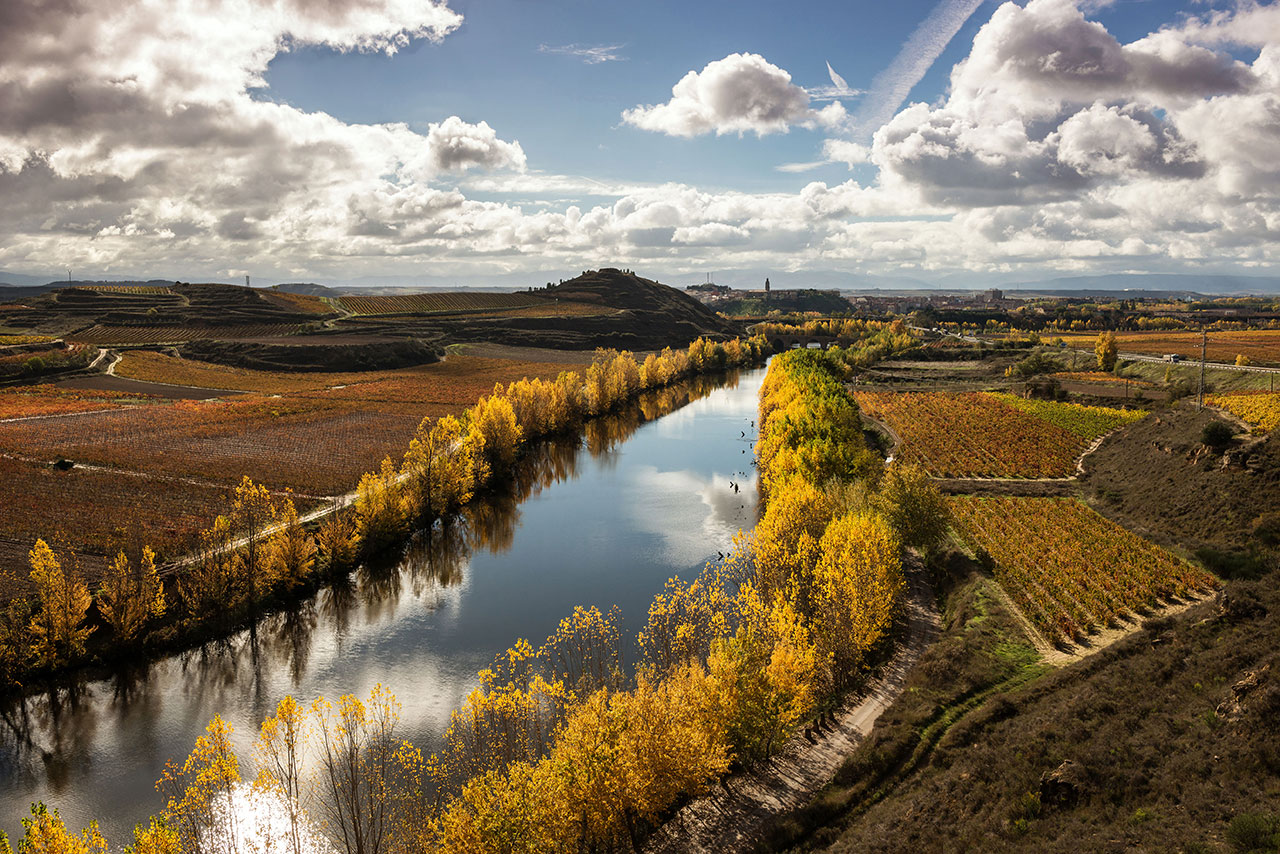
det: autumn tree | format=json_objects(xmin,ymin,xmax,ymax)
[
  {"xmin": 125, "ymin": 818, "xmax": 181, "ymax": 854},
  {"xmin": 402, "ymin": 414, "xmax": 482, "ymax": 521},
  {"xmin": 707, "ymin": 585, "xmax": 822, "ymax": 761},
  {"xmin": 28, "ymin": 539, "xmax": 94, "ymax": 667},
  {"xmin": 312, "ymin": 685, "xmax": 419, "ymax": 854},
  {"xmin": 471, "ymin": 386, "xmax": 523, "ymax": 470},
  {"xmin": 0, "ymin": 803, "xmax": 108, "ymax": 854},
  {"xmin": 1095, "ymin": 330, "xmax": 1118, "ymax": 372},
  {"xmin": 0, "ymin": 575, "xmax": 31, "ymax": 688},
  {"xmin": 156, "ymin": 715, "xmax": 241, "ymax": 854},
  {"xmin": 97, "ymin": 544, "xmax": 164, "ymax": 643},
  {"xmin": 316, "ymin": 512, "xmax": 358, "ymax": 573},
  {"xmin": 254, "ymin": 696, "xmax": 311, "ymax": 854},
  {"xmin": 267, "ymin": 492, "xmax": 316, "ymax": 591},
  {"xmin": 228, "ymin": 477, "xmax": 275, "ymax": 608},
  {"xmin": 812, "ymin": 511, "xmax": 904, "ymax": 684},
  {"xmin": 178, "ymin": 515, "xmax": 241, "ymax": 620},
  {"xmin": 871, "ymin": 462, "xmax": 951, "ymax": 556},
  {"xmin": 354, "ymin": 457, "xmax": 408, "ymax": 553}
]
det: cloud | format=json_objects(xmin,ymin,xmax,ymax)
[
  {"xmin": 1, "ymin": 0, "xmax": 1279, "ymax": 286},
  {"xmin": 422, "ymin": 117, "xmax": 526, "ymax": 174},
  {"xmin": 808, "ymin": 61, "xmax": 863, "ymax": 102},
  {"xmin": 0, "ymin": 0, "xmax": 539, "ymax": 275},
  {"xmin": 537, "ymin": 43, "xmax": 626, "ymax": 64},
  {"xmin": 623, "ymin": 53, "xmax": 846, "ymax": 137},
  {"xmin": 853, "ymin": 0, "xmax": 987, "ymax": 137},
  {"xmin": 822, "ymin": 139, "xmax": 872, "ymax": 168}
]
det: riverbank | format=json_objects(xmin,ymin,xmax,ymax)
[
  {"xmin": 1, "ymin": 354, "xmax": 772, "ymax": 844},
  {"xmin": 0, "ymin": 339, "xmax": 768, "ymax": 700}
]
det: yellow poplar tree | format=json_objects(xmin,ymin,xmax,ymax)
[
  {"xmin": 98, "ymin": 545, "xmax": 164, "ymax": 643},
  {"xmin": 1095, "ymin": 330, "xmax": 1118, "ymax": 371},
  {"xmin": 28, "ymin": 539, "xmax": 94, "ymax": 667},
  {"xmin": 0, "ymin": 803, "xmax": 108, "ymax": 854},
  {"xmin": 813, "ymin": 511, "xmax": 904, "ymax": 684}
]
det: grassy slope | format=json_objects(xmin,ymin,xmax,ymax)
[{"xmin": 764, "ymin": 552, "xmax": 1278, "ymax": 853}]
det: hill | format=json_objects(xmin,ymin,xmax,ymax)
[{"xmin": 333, "ymin": 269, "xmax": 744, "ymax": 351}]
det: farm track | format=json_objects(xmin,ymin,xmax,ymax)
[
  {"xmin": 642, "ymin": 559, "xmax": 940, "ymax": 854},
  {"xmin": 0, "ymin": 450, "xmax": 337, "ymax": 502}
]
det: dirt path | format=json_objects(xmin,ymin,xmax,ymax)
[{"xmin": 641, "ymin": 563, "xmax": 940, "ymax": 854}]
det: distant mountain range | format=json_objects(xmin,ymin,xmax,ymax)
[{"xmin": 3, "ymin": 268, "xmax": 1279, "ymax": 296}]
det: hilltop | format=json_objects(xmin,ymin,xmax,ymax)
[{"xmin": 331, "ymin": 268, "xmax": 743, "ymax": 352}]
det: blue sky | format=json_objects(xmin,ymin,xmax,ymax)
[{"xmin": 0, "ymin": 0, "xmax": 1276, "ymax": 286}]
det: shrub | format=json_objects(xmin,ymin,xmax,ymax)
[
  {"xmin": 1226, "ymin": 813, "xmax": 1279, "ymax": 853},
  {"xmin": 1202, "ymin": 420, "xmax": 1234, "ymax": 451}
]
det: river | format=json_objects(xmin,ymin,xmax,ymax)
[{"xmin": 0, "ymin": 364, "xmax": 766, "ymax": 843}]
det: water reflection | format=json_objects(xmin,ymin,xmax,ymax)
[{"xmin": 0, "ymin": 366, "xmax": 763, "ymax": 842}]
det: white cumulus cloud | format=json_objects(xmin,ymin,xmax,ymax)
[{"xmin": 622, "ymin": 53, "xmax": 846, "ymax": 137}]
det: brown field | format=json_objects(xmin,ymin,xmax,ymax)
[
  {"xmin": 456, "ymin": 302, "xmax": 619, "ymax": 320},
  {"xmin": 0, "ymin": 456, "xmax": 229, "ymax": 566},
  {"xmin": 0, "ymin": 354, "xmax": 590, "ymax": 502},
  {"xmin": 115, "ymin": 350, "xmax": 589, "ymax": 396},
  {"xmin": 261, "ymin": 290, "xmax": 335, "ymax": 315},
  {"xmin": 337, "ymin": 291, "xmax": 544, "ymax": 316},
  {"xmin": 1057, "ymin": 329, "xmax": 1280, "ymax": 364},
  {"xmin": 68, "ymin": 323, "xmax": 306, "ymax": 345},
  {"xmin": 0, "ymin": 384, "xmax": 158, "ymax": 419}
]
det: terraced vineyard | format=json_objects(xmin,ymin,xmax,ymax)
[
  {"xmin": 854, "ymin": 391, "xmax": 1145, "ymax": 478},
  {"xmin": 68, "ymin": 323, "xmax": 305, "ymax": 344},
  {"xmin": 70, "ymin": 285, "xmax": 174, "ymax": 295},
  {"xmin": 1057, "ymin": 329, "xmax": 1280, "ymax": 365},
  {"xmin": 989, "ymin": 393, "xmax": 1147, "ymax": 439},
  {"xmin": 949, "ymin": 496, "xmax": 1217, "ymax": 645},
  {"xmin": 1208, "ymin": 390, "xmax": 1280, "ymax": 431},
  {"xmin": 337, "ymin": 291, "xmax": 545, "ymax": 315},
  {"xmin": 1051, "ymin": 371, "xmax": 1156, "ymax": 388}
]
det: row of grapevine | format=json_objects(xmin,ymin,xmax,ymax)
[
  {"xmin": 949, "ymin": 496, "xmax": 1217, "ymax": 645},
  {"xmin": 854, "ymin": 391, "xmax": 1145, "ymax": 478},
  {"xmin": 337, "ymin": 291, "xmax": 544, "ymax": 315},
  {"xmin": 1208, "ymin": 391, "xmax": 1280, "ymax": 432},
  {"xmin": 68, "ymin": 323, "xmax": 304, "ymax": 344}
]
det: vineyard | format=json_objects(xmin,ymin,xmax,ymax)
[
  {"xmin": 989, "ymin": 393, "xmax": 1147, "ymax": 440},
  {"xmin": 0, "ymin": 384, "xmax": 155, "ymax": 419},
  {"xmin": 853, "ymin": 391, "xmax": 1143, "ymax": 478},
  {"xmin": 337, "ymin": 291, "xmax": 545, "ymax": 316},
  {"xmin": 261, "ymin": 290, "xmax": 335, "ymax": 316},
  {"xmin": 1051, "ymin": 371, "xmax": 1157, "ymax": 388},
  {"xmin": 1057, "ymin": 329, "xmax": 1280, "ymax": 365},
  {"xmin": 0, "ymin": 334, "xmax": 55, "ymax": 346},
  {"xmin": 1208, "ymin": 391, "xmax": 1280, "ymax": 431},
  {"xmin": 68, "ymin": 323, "xmax": 306, "ymax": 345},
  {"xmin": 0, "ymin": 396, "xmax": 418, "ymax": 496},
  {"xmin": 0, "ymin": 356, "xmax": 591, "ymax": 499},
  {"xmin": 70, "ymin": 285, "xmax": 174, "ymax": 295},
  {"xmin": 949, "ymin": 496, "xmax": 1217, "ymax": 645},
  {"xmin": 115, "ymin": 351, "xmax": 590, "ymax": 396},
  {"xmin": 0, "ymin": 455, "xmax": 234, "ymax": 564}
]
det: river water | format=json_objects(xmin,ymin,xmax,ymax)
[{"xmin": 0, "ymin": 365, "xmax": 765, "ymax": 843}]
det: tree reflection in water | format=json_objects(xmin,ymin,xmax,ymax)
[{"xmin": 0, "ymin": 367, "xmax": 743, "ymax": 828}]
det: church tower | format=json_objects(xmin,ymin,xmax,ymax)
[{"xmin": 764, "ymin": 277, "xmax": 771, "ymax": 303}]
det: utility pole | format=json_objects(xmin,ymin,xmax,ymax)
[{"xmin": 1197, "ymin": 326, "xmax": 1207, "ymax": 411}]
